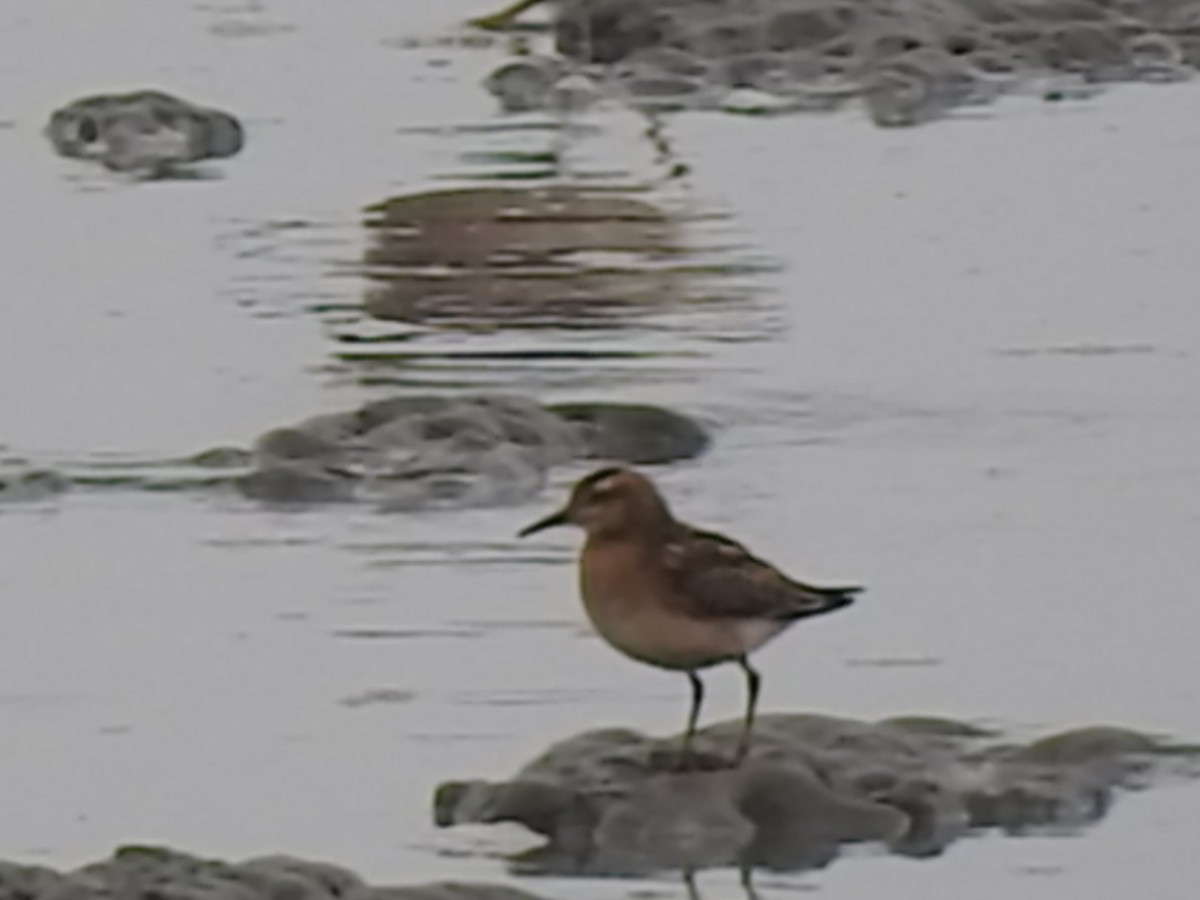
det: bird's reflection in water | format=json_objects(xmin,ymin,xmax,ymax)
[{"xmin": 496, "ymin": 754, "xmax": 905, "ymax": 883}]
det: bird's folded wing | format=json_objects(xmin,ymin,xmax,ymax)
[{"xmin": 661, "ymin": 527, "xmax": 848, "ymax": 620}]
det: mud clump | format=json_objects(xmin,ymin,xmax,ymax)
[
  {"xmin": 238, "ymin": 394, "xmax": 710, "ymax": 508},
  {"xmin": 0, "ymin": 399, "xmax": 709, "ymax": 510},
  {"xmin": 477, "ymin": 0, "xmax": 1200, "ymax": 125},
  {"xmin": 0, "ymin": 846, "xmax": 554, "ymax": 900},
  {"xmin": 435, "ymin": 712, "xmax": 1200, "ymax": 878},
  {"xmin": 45, "ymin": 90, "xmax": 243, "ymax": 176}
]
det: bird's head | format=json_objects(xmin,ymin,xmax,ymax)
[{"xmin": 518, "ymin": 466, "xmax": 672, "ymax": 539}]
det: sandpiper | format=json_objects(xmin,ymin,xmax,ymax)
[{"xmin": 519, "ymin": 466, "xmax": 861, "ymax": 766}]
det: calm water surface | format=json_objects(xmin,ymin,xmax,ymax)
[{"xmin": 1, "ymin": 3, "xmax": 1199, "ymax": 899}]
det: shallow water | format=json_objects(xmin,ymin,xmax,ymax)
[{"xmin": 2, "ymin": 2, "xmax": 1200, "ymax": 899}]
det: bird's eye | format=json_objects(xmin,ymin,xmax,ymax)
[
  {"xmin": 573, "ymin": 468, "xmax": 626, "ymax": 506},
  {"xmin": 587, "ymin": 477, "xmax": 620, "ymax": 500}
]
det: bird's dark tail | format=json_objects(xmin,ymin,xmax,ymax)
[{"xmin": 789, "ymin": 583, "xmax": 861, "ymax": 619}]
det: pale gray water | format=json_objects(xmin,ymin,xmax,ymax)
[{"xmin": 2, "ymin": 2, "xmax": 1200, "ymax": 899}]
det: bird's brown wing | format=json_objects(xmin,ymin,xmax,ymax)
[{"xmin": 661, "ymin": 526, "xmax": 861, "ymax": 621}]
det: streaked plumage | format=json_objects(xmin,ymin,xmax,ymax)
[{"xmin": 661, "ymin": 525, "xmax": 859, "ymax": 623}]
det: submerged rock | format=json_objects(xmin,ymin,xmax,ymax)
[
  {"xmin": 0, "ymin": 846, "xmax": 555, "ymax": 900},
  {"xmin": 435, "ymin": 712, "xmax": 1200, "ymax": 878},
  {"xmin": 236, "ymin": 395, "xmax": 709, "ymax": 508},
  {"xmin": 45, "ymin": 90, "xmax": 243, "ymax": 176}
]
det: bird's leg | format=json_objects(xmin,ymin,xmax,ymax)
[
  {"xmin": 683, "ymin": 868, "xmax": 702, "ymax": 900},
  {"xmin": 734, "ymin": 656, "xmax": 761, "ymax": 764},
  {"xmin": 738, "ymin": 864, "xmax": 762, "ymax": 900},
  {"xmin": 678, "ymin": 670, "xmax": 705, "ymax": 767}
]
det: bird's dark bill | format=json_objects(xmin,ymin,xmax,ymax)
[{"xmin": 517, "ymin": 508, "xmax": 568, "ymax": 537}]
